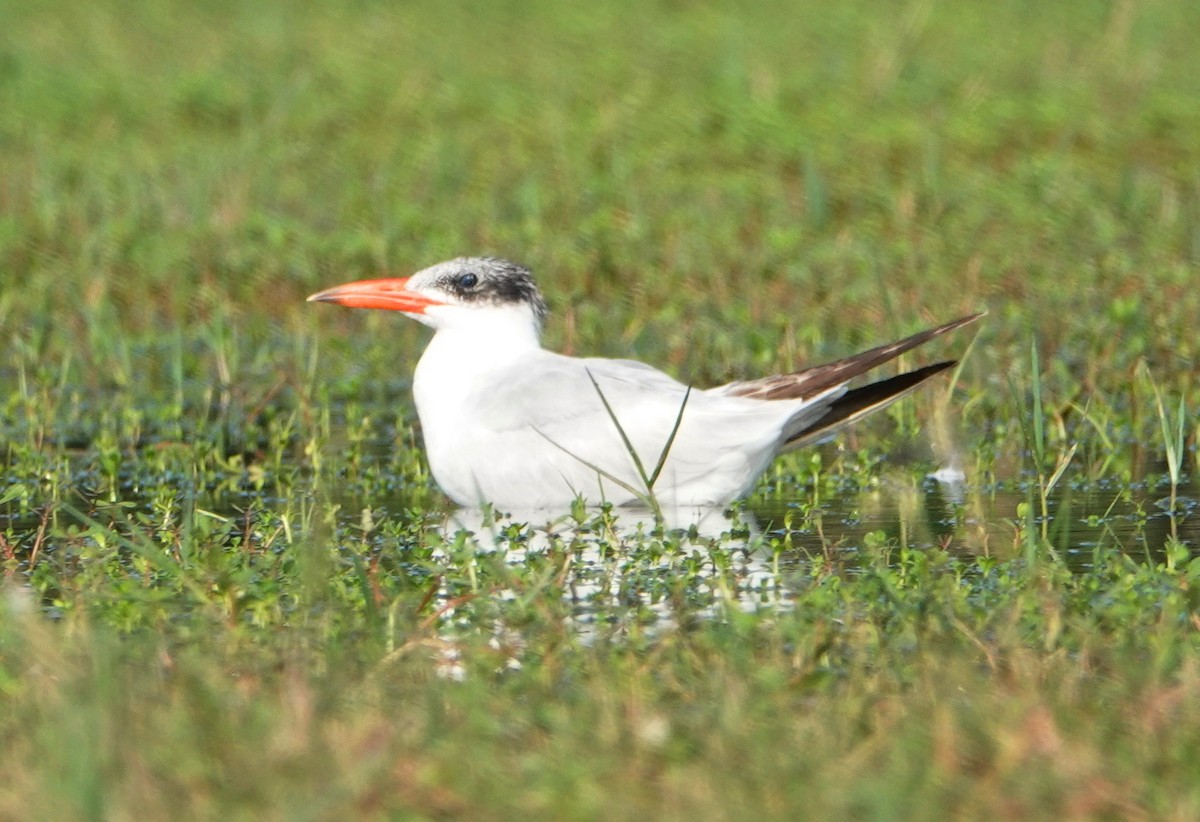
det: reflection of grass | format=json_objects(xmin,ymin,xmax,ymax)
[{"xmin": 2, "ymin": 0, "xmax": 1200, "ymax": 816}]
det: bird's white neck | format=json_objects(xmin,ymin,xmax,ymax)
[
  {"xmin": 422, "ymin": 305, "xmax": 542, "ymax": 362},
  {"xmin": 413, "ymin": 306, "xmax": 544, "ymax": 415}
]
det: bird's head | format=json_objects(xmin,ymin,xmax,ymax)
[{"xmin": 308, "ymin": 257, "xmax": 548, "ymax": 337}]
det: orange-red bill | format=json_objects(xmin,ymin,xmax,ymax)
[{"xmin": 306, "ymin": 277, "xmax": 444, "ymax": 314}]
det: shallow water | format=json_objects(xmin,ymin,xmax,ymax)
[
  {"xmin": 752, "ymin": 474, "xmax": 1199, "ymax": 571},
  {"xmin": 2, "ymin": 399, "xmax": 1195, "ymax": 635},
  {"xmin": 3, "ymin": 439, "xmax": 1195, "ymax": 573}
]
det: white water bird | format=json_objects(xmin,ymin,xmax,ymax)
[{"xmin": 310, "ymin": 257, "xmax": 980, "ymax": 510}]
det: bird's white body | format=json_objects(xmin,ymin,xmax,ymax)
[
  {"xmin": 412, "ymin": 304, "xmax": 840, "ymax": 508},
  {"xmin": 309, "ymin": 257, "xmax": 977, "ymax": 512}
]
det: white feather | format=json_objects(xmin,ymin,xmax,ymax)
[{"xmin": 414, "ymin": 316, "xmax": 841, "ymax": 508}]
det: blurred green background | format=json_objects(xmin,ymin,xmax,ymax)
[{"xmin": 4, "ymin": 0, "xmax": 1197, "ymax": 392}]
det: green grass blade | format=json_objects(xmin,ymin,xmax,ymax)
[
  {"xmin": 647, "ymin": 385, "xmax": 692, "ymax": 489},
  {"xmin": 531, "ymin": 426, "xmax": 650, "ymax": 505},
  {"xmin": 1030, "ymin": 339, "xmax": 1045, "ymax": 468},
  {"xmin": 586, "ymin": 368, "xmax": 652, "ymax": 491}
]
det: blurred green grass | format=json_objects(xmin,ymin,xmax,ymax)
[
  {"xmin": 3, "ymin": 0, "xmax": 1200, "ymax": 817},
  {"xmin": 4, "ymin": 0, "xmax": 1198, "ymax": 378}
]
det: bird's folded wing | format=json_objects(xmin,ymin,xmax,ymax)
[{"xmin": 466, "ymin": 354, "xmax": 821, "ymax": 504}]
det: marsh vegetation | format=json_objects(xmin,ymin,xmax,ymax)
[{"xmin": 2, "ymin": 0, "xmax": 1200, "ymax": 817}]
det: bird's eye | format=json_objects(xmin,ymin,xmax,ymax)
[{"xmin": 457, "ymin": 272, "xmax": 479, "ymax": 289}]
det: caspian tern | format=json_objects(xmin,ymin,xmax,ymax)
[{"xmin": 309, "ymin": 257, "xmax": 980, "ymax": 510}]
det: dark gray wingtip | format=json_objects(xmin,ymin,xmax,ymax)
[{"xmin": 781, "ymin": 360, "xmax": 960, "ymax": 450}]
